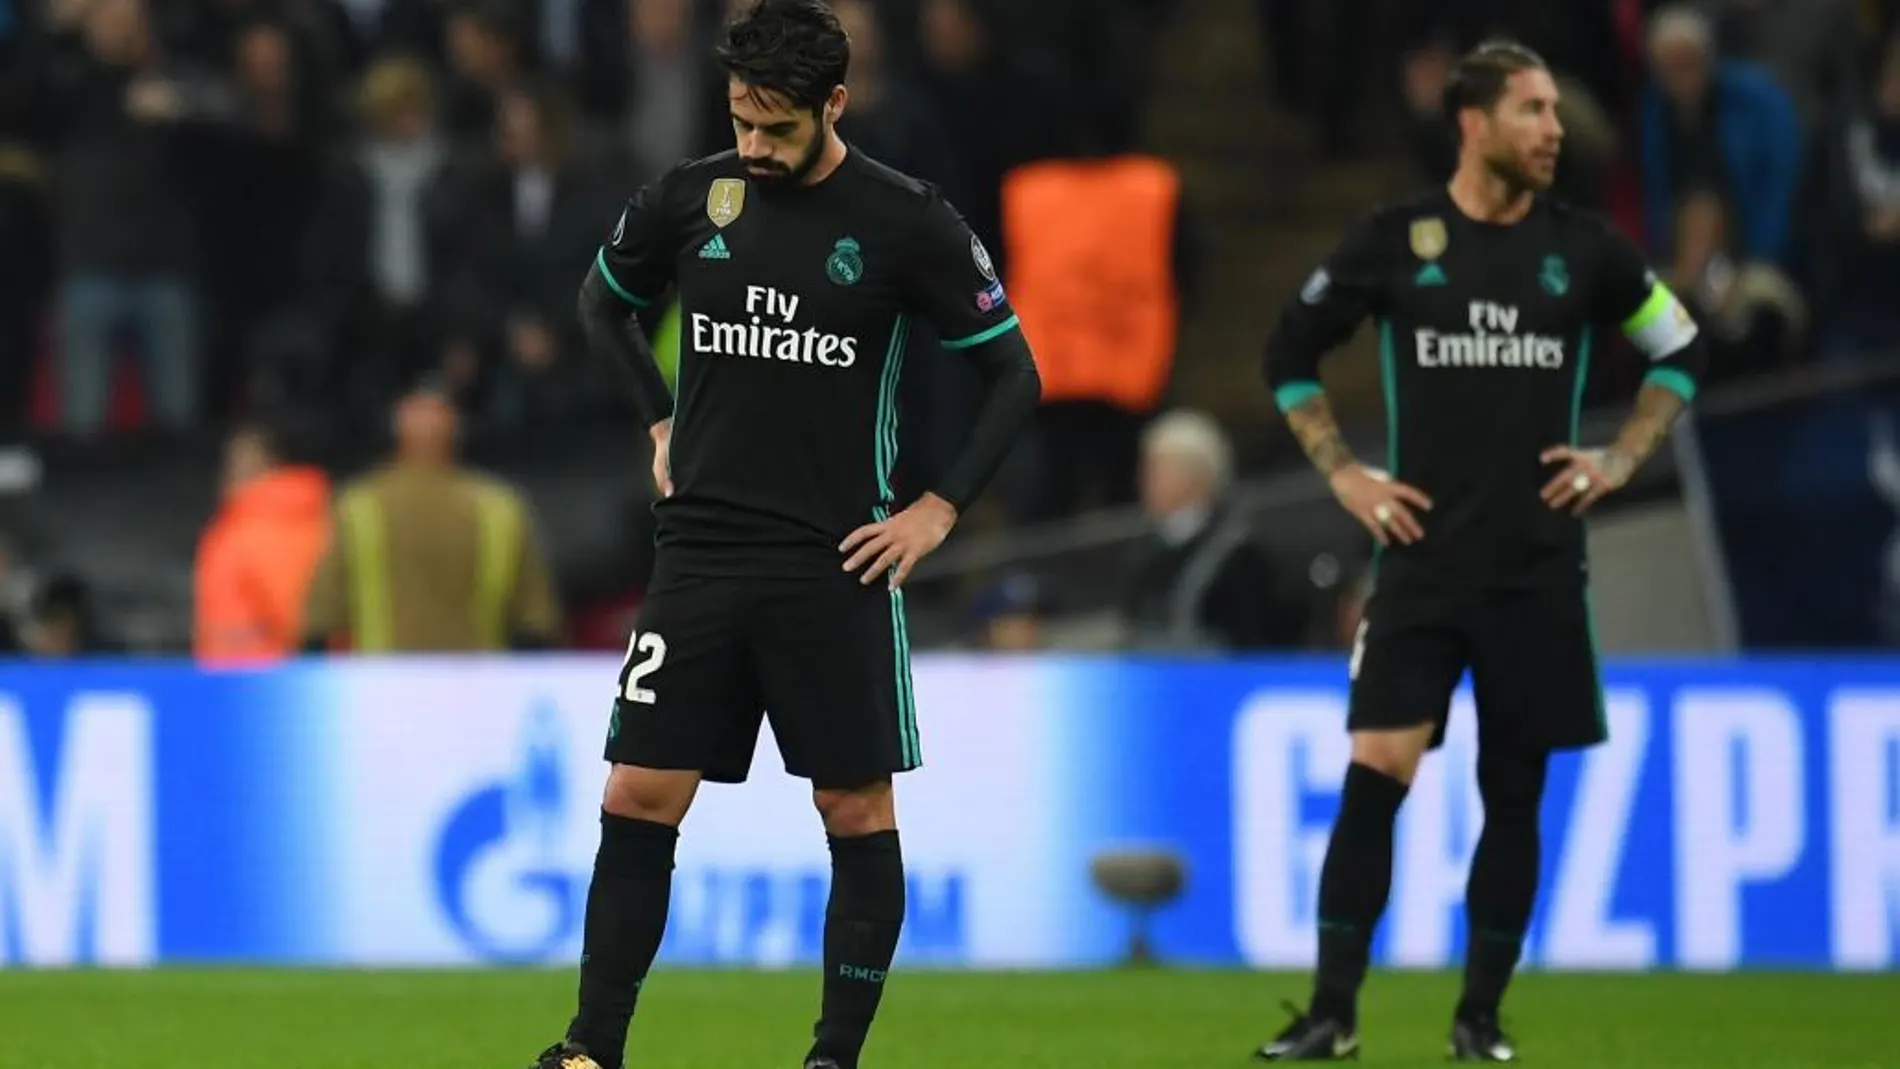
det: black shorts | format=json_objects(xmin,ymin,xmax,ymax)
[
  {"xmin": 1347, "ymin": 583, "xmax": 1607, "ymax": 751},
  {"xmin": 604, "ymin": 559, "xmax": 920, "ymax": 788}
]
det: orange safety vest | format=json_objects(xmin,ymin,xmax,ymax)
[
  {"xmin": 194, "ymin": 467, "xmax": 333, "ymax": 666},
  {"xmin": 1001, "ymin": 156, "xmax": 1180, "ymax": 412}
]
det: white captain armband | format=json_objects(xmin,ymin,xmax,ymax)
[{"xmin": 1620, "ymin": 278, "xmax": 1699, "ymax": 361}]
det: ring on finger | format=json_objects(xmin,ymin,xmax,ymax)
[
  {"xmin": 1372, "ymin": 503, "xmax": 1393, "ymax": 525},
  {"xmin": 1571, "ymin": 472, "xmax": 1592, "ymax": 494}
]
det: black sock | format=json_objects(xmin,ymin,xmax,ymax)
[
  {"xmin": 809, "ymin": 831, "xmax": 905, "ymax": 1069},
  {"xmin": 1458, "ymin": 747, "xmax": 1549, "ymax": 1022},
  {"xmin": 566, "ymin": 811, "xmax": 678, "ymax": 1069},
  {"xmin": 1310, "ymin": 762, "xmax": 1410, "ymax": 1028}
]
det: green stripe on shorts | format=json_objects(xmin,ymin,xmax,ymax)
[{"xmin": 890, "ymin": 587, "xmax": 919, "ymax": 768}]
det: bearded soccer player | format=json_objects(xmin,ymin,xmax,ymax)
[
  {"xmin": 522, "ymin": 3, "xmax": 1039, "ymax": 1068},
  {"xmin": 1254, "ymin": 41, "xmax": 1705, "ymax": 1062}
]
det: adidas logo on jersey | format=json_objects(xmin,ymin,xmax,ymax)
[
  {"xmin": 699, "ymin": 234, "xmax": 732, "ymax": 260},
  {"xmin": 1415, "ymin": 262, "xmax": 1446, "ymax": 286}
]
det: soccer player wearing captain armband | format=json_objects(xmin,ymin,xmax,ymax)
[{"xmin": 1254, "ymin": 39, "xmax": 1707, "ymax": 1063}]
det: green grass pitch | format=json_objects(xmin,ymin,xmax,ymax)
[{"xmin": 0, "ymin": 968, "xmax": 1893, "ymax": 1068}]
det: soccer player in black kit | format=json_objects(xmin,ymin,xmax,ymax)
[
  {"xmin": 1254, "ymin": 42, "xmax": 1706, "ymax": 1062},
  {"xmin": 521, "ymin": 4, "xmax": 1039, "ymax": 1069}
]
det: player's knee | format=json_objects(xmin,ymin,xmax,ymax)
[
  {"xmin": 602, "ymin": 764, "xmax": 699, "ymax": 826},
  {"xmin": 814, "ymin": 780, "xmax": 896, "ymax": 838},
  {"xmin": 1476, "ymin": 746, "xmax": 1550, "ymax": 812},
  {"xmin": 1350, "ymin": 726, "xmax": 1433, "ymax": 784}
]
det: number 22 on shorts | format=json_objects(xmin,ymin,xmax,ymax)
[{"xmin": 620, "ymin": 630, "xmax": 668, "ymax": 704}]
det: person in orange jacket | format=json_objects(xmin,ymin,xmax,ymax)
[{"xmin": 193, "ymin": 418, "xmax": 332, "ymax": 666}]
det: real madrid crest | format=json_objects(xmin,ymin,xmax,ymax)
[
  {"xmin": 1409, "ymin": 217, "xmax": 1447, "ymax": 261},
  {"xmin": 827, "ymin": 237, "xmax": 864, "ymax": 286},
  {"xmin": 706, "ymin": 178, "xmax": 746, "ymax": 228},
  {"xmin": 1539, "ymin": 254, "xmax": 1570, "ymax": 297}
]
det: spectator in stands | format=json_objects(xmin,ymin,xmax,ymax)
[
  {"xmin": 193, "ymin": 417, "xmax": 332, "ymax": 666},
  {"xmin": 0, "ymin": 0, "xmax": 48, "ymax": 431},
  {"xmin": 620, "ymin": 0, "xmax": 712, "ymax": 179},
  {"xmin": 1700, "ymin": 0, "xmax": 1865, "ymax": 327},
  {"xmin": 438, "ymin": 0, "xmax": 527, "ymax": 145},
  {"xmin": 433, "ymin": 79, "xmax": 616, "ymax": 428},
  {"xmin": 1254, "ymin": 0, "xmax": 1376, "ymax": 158},
  {"xmin": 0, "ymin": 532, "xmax": 25, "ymax": 654},
  {"xmin": 201, "ymin": 18, "xmax": 329, "ymax": 421},
  {"xmin": 1410, "ymin": 0, "xmax": 1637, "ymax": 119},
  {"xmin": 576, "ymin": 0, "xmax": 730, "ymax": 174},
  {"xmin": 969, "ymin": 571, "xmax": 1049, "ymax": 651},
  {"xmin": 1834, "ymin": 37, "xmax": 1900, "ymax": 359},
  {"xmin": 915, "ymin": 0, "xmax": 1075, "ymax": 280},
  {"xmin": 0, "ymin": 115, "xmax": 47, "ymax": 434},
  {"xmin": 1640, "ymin": 5, "xmax": 1802, "ymax": 272},
  {"xmin": 303, "ymin": 384, "xmax": 561, "ymax": 652},
  {"xmin": 1700, "ymin": 0, "xmax": 1863, "ymax": 132},
  {"xmin": 1401, "ymin": 39, "xmax": 1457, "ymax": 177},
  {"xmin": 166, "ymin": 0, "xmax": 361, "ymax": 90},
  {"xmin": 41, "ymin": 0, "xmax": 226, "ymax": 435},
  {"xmin": 301, "ymin": 54, "xmax": 452, "ymax": 422},
  {"xmin": 1667, "ymin": 188, "xmax": 1808, "ymax": 378},
  {"xmin": 1001, "ymin": 143, "xmax": 1188, "ymax": 521},
  {"xmin": 1007, "ymin": 0, "xmax": 1160, "ymax": 154},
  {"xmin": 1117, "ymin": 409, "xmax": 1298, "ymax": 652},
  {"xmin": 19, "ymin": 572, "xmax": 117, "ymax": 656},
  {"xmin": 832, "ymin": 0, "xmax": 960, "ymax": 197}
]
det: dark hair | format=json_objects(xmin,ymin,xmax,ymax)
[
  {"xmin": 34, "ymin": 572, "xmax": 90, "ymax": 615},
  {"xmin": 236, "ymin": 410, "xmax": 323, "ymax": 468},
  {"xmin": 715, "ymin": 0, "xmax": 851, "ymax": 113},
  {"xmin": 1442, "ymin": 38, "xmax": 1548, "ymax": 118}
]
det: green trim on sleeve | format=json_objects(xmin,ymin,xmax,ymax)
[
  {"xmin": 1274, "ymin": 381, "xmax": 1325, "ymax": 414},
  {"xmin": 941, "ymin": 314, "xmax": 1020, "ymax": 351},
  {"xmin": 1643, "ymin": 366, "xmax": 1698, "ymax": 403},
  {"xmin": 595, "ymin": 248, "xmax": 650, "ymax": 308}
]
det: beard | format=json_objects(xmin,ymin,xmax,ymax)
[
  {"xmin": 743, "ymin": 117, "xmax": 830, "ymax": 187},
  {"xmin": 1484, "ymin": 148, "xmax": 1553, "ymax": 193}
]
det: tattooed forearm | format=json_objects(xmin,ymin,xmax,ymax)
[
  {"xmin": 1604, "ymin": 383, "xmax": 1688, "ymax": 482},
  {"xmin": 1286, "ymin": 394, "xmax": 1357, "ymax": 476}
]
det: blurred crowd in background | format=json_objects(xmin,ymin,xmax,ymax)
[
  {"xmin": 2, "ymin": 0, "xmax": 1899, "ymax": 660},
  {"xmin": 0, "ymin": 0, "xmax": 1165, "ymax": 435}
]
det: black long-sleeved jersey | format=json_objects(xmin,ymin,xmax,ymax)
[
  {"xmin": 585, "ymin": 148, "xmax": 1038, "ymax": 577},
  {"xmin": 1265, "ymin": 189, "xmax": 1706, "ymax": 590}
]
